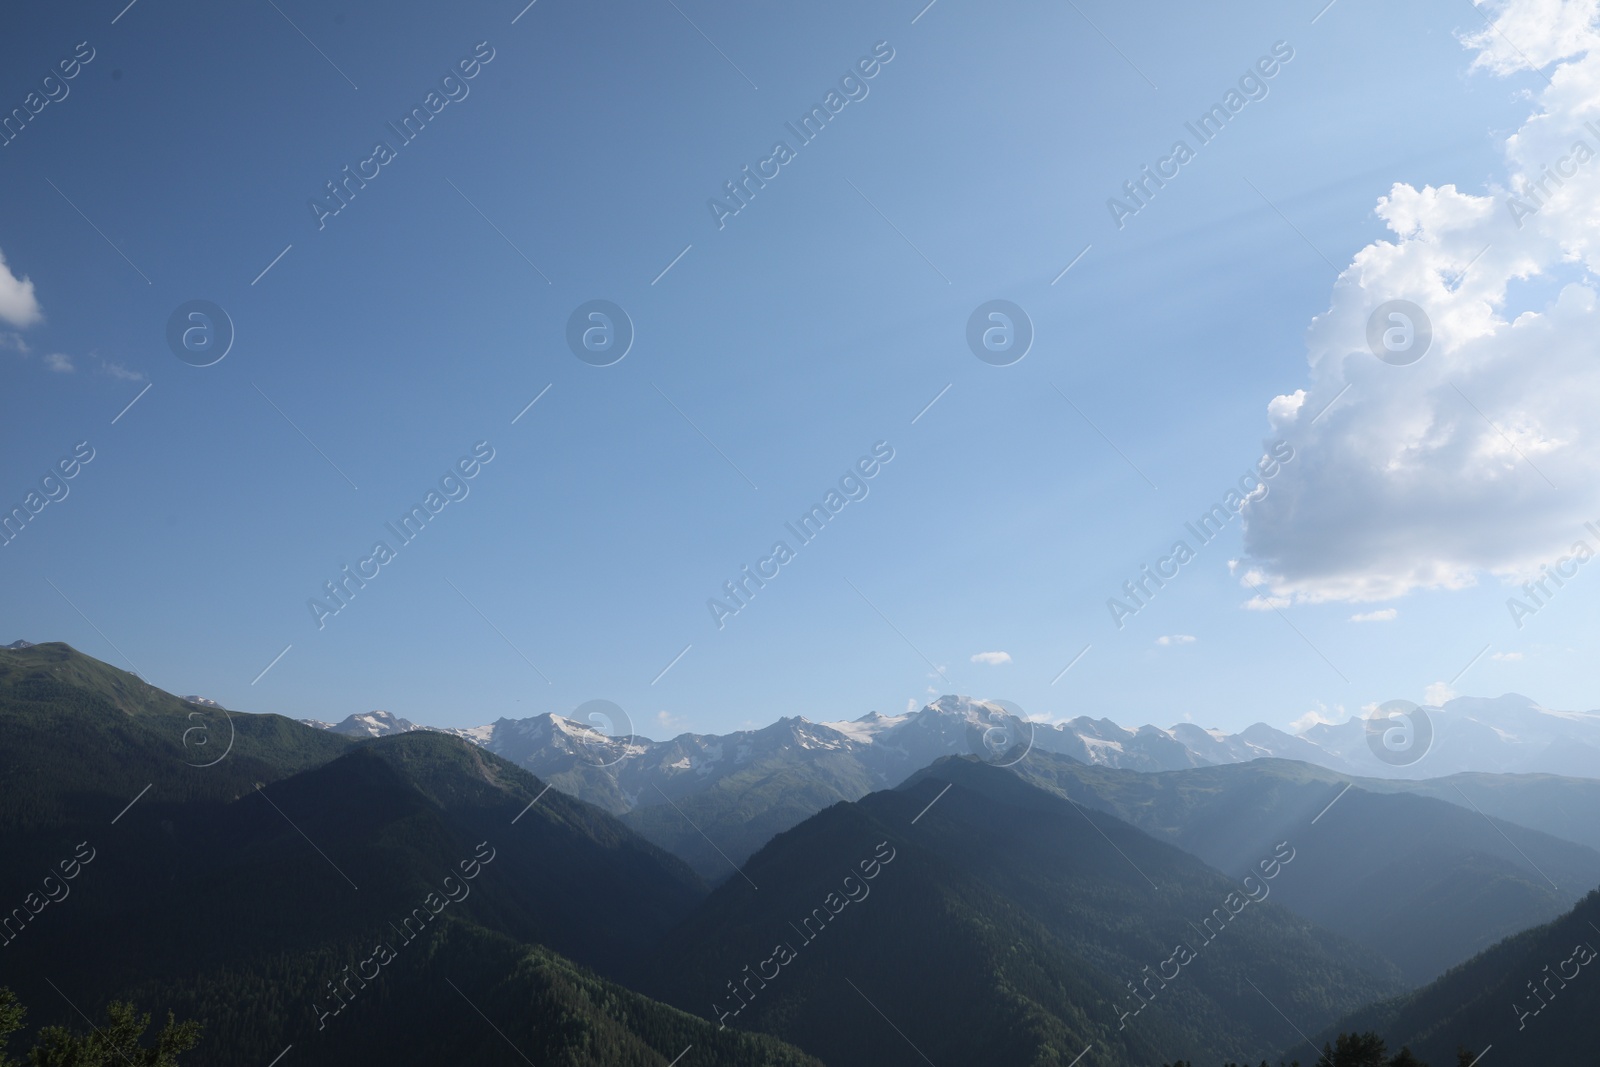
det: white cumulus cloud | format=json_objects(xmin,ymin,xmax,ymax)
[
  {"xmin": 970, "ymin": 651, "xmax": 1012, "ymax": 665},
  {"xmin": 0, "ymin": 248, "xmax": 41, "ymax": 329},
  {"xmin": 1155, "ymin": 634, "xmax": 1197, "ymax": 645},
  {"xmin": 1267, "ymin": 389, "xmax": 1306, "ymax": 428},
  {"xmin": 1241, "ymin": 0, "xmax": 1600, "ymax": 606}
]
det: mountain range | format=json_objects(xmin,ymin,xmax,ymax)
[
  {"xmin": 302, "ymin": 689, "xmax": 1600, "ymax": 782},
  {"xmin": 8, "ymin": 640, "xmax": 1600, "ymax": 1065},
  {"xmin": 291, "ymin": 694, "xmax": 1600, "ymax": 893}
]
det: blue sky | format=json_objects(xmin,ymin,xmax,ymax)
[{"xmin": 3, "ymin": 0, "xmax": 1593, "ymax": 737}]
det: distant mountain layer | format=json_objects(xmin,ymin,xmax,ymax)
[
  {"xmin": 303, "ymin": 690, "xmax": 1600, "ymax": 789},
  {"xmin": 18, "ymin": 620, "xmax": 1600, "ymax": 783},
  {"xmin": 998, "ymin": 752, "xmax": 1600, "ymax": 985},
  {"xmin": 291, "ymin": 695, "xmax": 1600, "ymax": 882},
  {"xmin": 306, "ymin": 694, "xmax": 1346, "ymax": 786}
]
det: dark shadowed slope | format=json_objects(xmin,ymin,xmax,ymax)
[
  {"xmin": 647, "ymin": 758, "xmax": 1402, "ymax": 1067},
  {"xmin": 0, "ymin": 645, "xmax": 817, "ymax": 1066},
  {"xmin": 1316, "ymin": 887, "xmax": 1600, "ymax": 1065}
]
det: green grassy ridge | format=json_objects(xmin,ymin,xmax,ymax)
[{"xmin": 0, "ymin": 641, "xmax": 352, "ymax": 834}]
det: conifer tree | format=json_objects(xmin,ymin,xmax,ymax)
[{"xmin": 0, "ymin": 989, "xmax": 199, "ymax": 1067}]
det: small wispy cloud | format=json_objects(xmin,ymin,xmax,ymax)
[
  {"xmin": 100, "ymin": 360, "xmax": 145, "ymax": 382},
  {"xmin": 1350, "ymin": 608, "xmax": 1397, "ymax": 622},
  {"xmin": 656, "ymin": 709, "xmax": 685, "ymax": 732},
  {"xmin": 970, "ymin": 651, "xmax": 1011, "ymax": 665},
  {"xmin": 1492, "ymin": 651, "xmax": 1523, "ymax": 662},
  {"xmin": 1155, "ymin": 634, "xmax": 1196, "ymax": 646},
  {"xmin": 11, "ymin": 344, "xmax": 144, "ymax": 382},
  {"xmin": 1424, "ymin": 682, "xmax": 1456, "ymax": 706}
]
